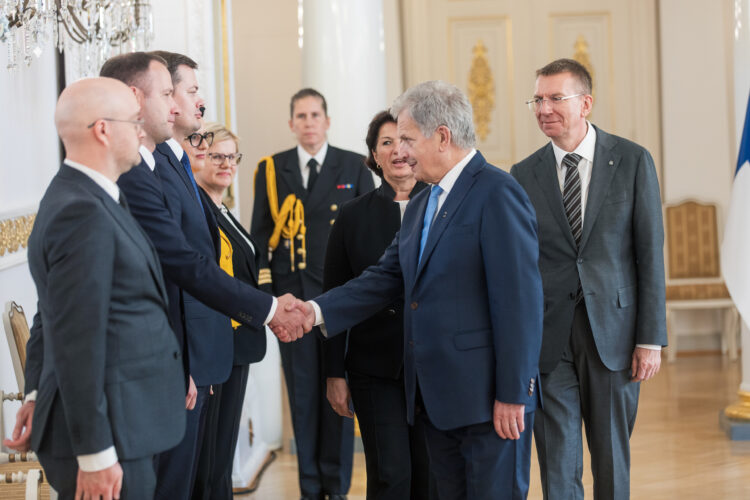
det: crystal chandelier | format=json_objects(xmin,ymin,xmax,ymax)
[{"xmin": 0, "ymin": 1, "xmax": 154, "ymax": 76}]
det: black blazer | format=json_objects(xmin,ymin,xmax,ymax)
[
  {"xmin": 322, "ymin": 181, "xmax": 427, "ymax": 379},
  {"xmin": 205, "ymin": 196, "xmax": 267, "ymax": 365},
  {"xmin": 26, "ymin": 165, "xmax": 185, "ymax": 460},
  {"xmin": 117, "ymin": 144, "xmax": 273, "ymax": 386},
  {"xmin": 251, "ymin": 145, "xmax": 374, "ymax": 299}
]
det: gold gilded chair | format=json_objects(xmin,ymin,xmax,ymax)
[
  {"xmin": 4, "ymin": 301, "xmax": 30, "ymax": 393},
  {"xmin": 664, "ymin": 201, "xmax": 739, "ymax": 362}
]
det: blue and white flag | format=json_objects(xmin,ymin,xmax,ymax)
[{"xmin": 722, "ymin": 92, "xmax": 750, "ymax": 322}]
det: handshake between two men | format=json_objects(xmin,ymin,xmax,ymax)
[{"xmin": 268, "ymin": 294, "xmax": 317, "ymax": 342}]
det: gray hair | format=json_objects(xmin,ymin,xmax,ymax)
[{"xmin": 390, "ymin": 80, "xmax": 476, "ymax": 149}]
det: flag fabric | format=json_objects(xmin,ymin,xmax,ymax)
[{"xmin": 721, "ymin": 92, "xmax": 750, "ymax": 322}]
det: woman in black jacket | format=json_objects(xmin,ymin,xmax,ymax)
[{"xmin": 323, "ymin": 110, "xmax": 434, "ymax": 499}]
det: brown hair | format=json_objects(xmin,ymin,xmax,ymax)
[
  {"xmin": 536, "ymin": 58, "xmax": 592, "ymax": 94},
  {"xmin": 148, "ymin": 51, "xmax": 198, "ymax": 84},
  {"xmin": 364, "ymin": 110, "xmax": 396, "ymax": 177},
  {"xmin": 99, "ymin": 52, "xmax": 167, "ymax": 92},
  {"xmin": 290, "ymin": 88, "xmax": 327, "ymax": 118}
]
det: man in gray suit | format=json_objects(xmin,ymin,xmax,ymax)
[
  {"xmin": 510, "ymin": 59, "xmax": 667, "ymax": 499},
  {"xmin": 5, "ymin": 77, "xmax": 186, "ymax": 499}
]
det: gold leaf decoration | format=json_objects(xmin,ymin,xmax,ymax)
[
  {"xmin": 0, "ymin": 214, "xmax": 36, "ymax": 257},
  {"xmin": 467, "ymin": 40, "xmax": 495, "ymax": 142}
]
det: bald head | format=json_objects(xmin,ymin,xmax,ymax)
[{"xmin": 56, "ymin": 77, "xmax": 144, "ymax": 179}]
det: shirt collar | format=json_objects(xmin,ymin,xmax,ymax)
[
  {"xmin": 139, "ymin": 145, "xmax": 156, "ymax": 171},
  {"xmin": 64, "ymin": 159, "xmax": 120, "ymax": 202},
  {"xmin": 552, "ymin": 121, "xmax": 597, "ymax": 168},
  {"xmin": 436, "ymin": 149, "xmax": 477, "ymax": 195},
  {"xmin": 297, "ymin": 142, "xmax": 328, "ymax": 169},
  {"xmin": 166, "ymin": 137, "xmax": 185, "ymax": 161}
]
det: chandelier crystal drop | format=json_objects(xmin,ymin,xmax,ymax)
[{"xmin": 1, "ymin": 1, "xmax": 154, "ymax": 75}]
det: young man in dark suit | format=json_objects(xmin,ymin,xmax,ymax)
[
  {"xmin": 6, "ymin": 77, "xmax": 186, "ymax": 499},
  {"xmin": 251, "ymin": 89, "xmax": 374, "ymax": 500},
  {"xmin": 510, "ymin": 58, "xmax": 666, "ymax": 500}
]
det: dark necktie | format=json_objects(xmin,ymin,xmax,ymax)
[
  {"xmin": 180, "ymin": 152, "xmax": 204, "ymax": 212},
  {"xmin": 118, "ymin": 192, "xmax": 130, "ymax": 212},
  {"xmin": 563, "ymin": 152, "xmax": 584, "ymax": 303},
  {"xmin": 562, "ymin": 153, "xmax": 583, "ymax": 247},
  {"xmin": 307, "ymin": 158, "xmax": 319, "ymax": 193}
]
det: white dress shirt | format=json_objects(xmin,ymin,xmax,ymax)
[
  {"xmin": 140, "ymin": 145, "xmax": 156, "ymax": 171},
  {"xmin": 551, "ymin": 125, "xmax": 659, "ymax": 352},
  {"xmin": 297, "ymin": 142, "xmax": 328, "ymax": 188},
  {"xmin": 166, "ymin": 137, "xmax": 185, "ymax": 161}
]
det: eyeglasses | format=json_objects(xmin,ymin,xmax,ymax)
[
  {"xmin": 186, "ymin": 131, "xmax": 214, "ymax": 148},
  {"xmin": 208, "ymin": 152, "xmax": 243, "ymax": 165},
  {"xmin": 87, "ymin": 117, "xmax": 145, "ymax": 129},
  {"xmin": 525, "ymin": 94, "xmax": 584, "ymax": 111}
]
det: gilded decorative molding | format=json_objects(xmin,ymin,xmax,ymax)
[
  {"xmin": 467, "ymin": 40, "xmax": 495, "ymax": 142},
  {"xmin": 0, "ymin": 214, "xmax": 35, "ymax": 257},
  {"xmin": 573, "ymin": 34, "xmax": 595, "ymax": 115}
]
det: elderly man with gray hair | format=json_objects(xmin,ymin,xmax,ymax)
[{"xmin": 291, "ymin": 80, "xmax": 544, "ymax": 499}]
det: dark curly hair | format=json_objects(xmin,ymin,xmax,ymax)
[{"xmin": 364, "ymin": 110, "xmax": 397, "ymax": 178}]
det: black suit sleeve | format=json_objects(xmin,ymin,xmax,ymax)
[
  {"xmin": 250, "ymin": 158, "xmax": 274, "ymax": 294},
  {"xmin": 321, "ymin": 207, "xmax": 355, "ymax": 378},
  {"xmin": 23, "ymin": 310, "xmax": 43, "ymax": 395},
  {"xmin": 119, "ymin": 165, "xmax": 273, "ymax": 329}
]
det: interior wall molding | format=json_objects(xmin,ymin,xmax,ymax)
[{"xmin": 0, "ymin": 208, "xmax": 36, "ymax": 271}]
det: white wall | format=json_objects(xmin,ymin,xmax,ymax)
[{"xmin": 0, "ymin": 46, "xmax": 59, "ymax": 440}]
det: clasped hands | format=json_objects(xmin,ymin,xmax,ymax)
[{"xmin": 268, "ymin": 293, "xmax": 315, "ymax": 342}]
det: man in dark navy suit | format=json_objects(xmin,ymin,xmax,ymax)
[
  {"xmin": 100, "ymin": 51, "xmax": 308, "ymax": 500},
  {"xmin": 292, "ymin": 81, "xmax": 544, "ymax": 500},
  {"xmin": 251, "ymin": 89, "xmax": 374, "ymax": 500}
]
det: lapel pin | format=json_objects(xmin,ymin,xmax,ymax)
[
  {"xmin": 442, "ymin": 211, "xmax": 447, "ymax": 218},
  {"xmin": 609, "ymin": 160, "xmax": 614, "ymax": 166}
]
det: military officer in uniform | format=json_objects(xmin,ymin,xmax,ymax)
[{"xmin": 251, "ymin": 88, "xmax": 374, "ymax": 500}]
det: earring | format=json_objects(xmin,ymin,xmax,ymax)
[{"xmin": 376, "ymin": 163, "xmax": 382, "ymax": 169}]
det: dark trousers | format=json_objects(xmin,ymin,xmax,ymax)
[
  {"xmin": 38, "ymin": 450, "xmax": 156, "ymax": 500},
  {"xmin": 154, "ymin": 384, "xmax": 211, "ymax": 500},
  {"xmin": 279, "ymin": 328, "xmax": 354, "ymax": 498},
  {"xmin": 348, "ymin": 371, "xmax": 436, "ymax": 500},
  {"xmin": 420, "ymin": 411, "xmax": 534, "ymax": 500},
  {"xmin": 534, "ymin": 302, "xmax": 640, "ymax": 500},
  {"xmin": 193, "ymin": 364, "xmax": 250, "ymax": 500}
]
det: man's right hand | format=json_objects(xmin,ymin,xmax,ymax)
[
  {"xmin": 269, "ymin": 293, "xmax": 311, "ymax": 342},
  {"xmin": 2, "ymin": 401, "xmax": 34, "ymax": 451},
  {"xmin": 76, "ymin": 462, "xmax": 123, "ymax": 500},
  {"xmin": 186, "ymin": 375, "xmax": 197, "ymax": 410},
  {"xmin": 326, "ymin": 377, "xmax": 354, "ymax": 418}
]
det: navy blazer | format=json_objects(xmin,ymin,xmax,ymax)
[
  {"xmin": 26, "ymin": 165, "xmax": 185, "ymax": 460},
  {"xmin": 510, "ymin": 126, "xmax": 667, "ymax": 373},
  {"xmin": 117, "ymin": 144, "xmax": 273, "ymax": 386},
  {"xmin": 315, "ymin": 151, "xmax": 544, "ymax": 431}
]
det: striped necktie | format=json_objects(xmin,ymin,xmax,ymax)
[{"xmin": 562, "ymin": 153, "xmax": 583, "ymax": 247}]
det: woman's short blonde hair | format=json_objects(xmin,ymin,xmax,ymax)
[{"xmin": 205, "ymin": 121, "xmax": 240, "ymax": 151}]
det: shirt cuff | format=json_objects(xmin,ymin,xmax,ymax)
[
  {"xmin": 309, "ymin": 300, "xmax": 328, "ymax": 338},
  {"xmin": 24, "ymin": 390, "xmax": 37, "ymax": 404},
  {"xmin": 77, "ymin": 446, "xmax": 118, "ymax": 472},
  {"xmin": 263, "ymin": 297, "xmax": 278, "ymax": 326},
  {"xmin": 636, "ymin": 344, "xmax": 662, "ymax": 351}
]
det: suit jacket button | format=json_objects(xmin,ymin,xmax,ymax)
[
  {"xmin": 387, "ymin": 308, "xmax": 396, "ymax": 315},
  {"xmin": 529, "ymin": 388, "xmax": 534, "ymax": 396},
  {"xmin": 577, "ymin": 258, "xmax": 583, "ymax": 264},
  {"xmin": 173, "ymin": 351, "xmax": 179, "ymax": 359},
  {"xmin": 330, "ymin": 204, "xmax": 338, "ymax": 211},
  {"xmin": 410, "ymin": 302, "xmax": 418, "ymax": 310},
  {"xmin": 569, "ymin": 292, "xmax": 575, "ymax": 300}
]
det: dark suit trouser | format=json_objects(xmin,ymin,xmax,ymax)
[
  {"xmin": 193, "ymin": 364, "xmax": 250, "ymax": 500},
  {"xmin": 38, "ymin": 450, "xmax": 156, "ymax": 500},
  {"xmin": 279, "ymin": 327, "xmax": 354, "ymax": 497},
  {"xmin": 534, "ymin": 302, "xmax": 640, "ymax": 500},
  {"xmin": 154, "ymin": 384, "xmax": 211, "ymax": 500},
  {"xmin": 418, "ymin": 391, "xmax": 534, "ymax": 500},
  {"xmin": 348, "ymin": 371, "xmax": 436, "ymax": 500}
]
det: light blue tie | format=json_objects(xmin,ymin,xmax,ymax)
[
  {"xmin": 419, "ymin": 185, "xmax": 443, "ymax": 263},
  {"xmin": 180, "ymin": 152, "xmax": 204, "ymax": 212}
]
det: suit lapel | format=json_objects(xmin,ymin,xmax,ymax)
[
  {"xmin": 399, "ymin": 189, "xmax": 427, "ymax": 288},
  {"xmin": 277, "ymin": 149, "xmax": 306, "ymax": 201},
  {"xmin": 306, "ymin": 146, "xmax": 343, "ymax": 209},
  {"xmin": 532, "ymin": 144, "xmax": 577, "ymax": 249},
  {"xmin": 415, "ymin": 153, "xmax": 481, "ymax": 278},
  {"xmin": 579, "ymin": 127, "xmax": 620, "ymax": 250},
  {"xmin": 155, "ymin": 142, "xmax": 200, "ymax": 207}
]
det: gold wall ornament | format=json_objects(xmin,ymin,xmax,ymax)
[
  {"xmin": 573, "ymin": 34, "xmax": 595, "ymax": 95},
  {"xmin": 467, "ymin": 40, "xmax": 495, "ymax": 142},
  {"xmin": 0, "ymin": 214, "xmax": 36, "ymax": 257}
]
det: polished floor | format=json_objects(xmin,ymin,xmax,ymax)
[{"xmin": 241, "ymin": 354, "xmax": 750, "ymax": 499}]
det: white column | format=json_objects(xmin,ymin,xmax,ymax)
[{"xmin": 301, "ymin": 0, "xmax": 387, "ymax": 156}]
